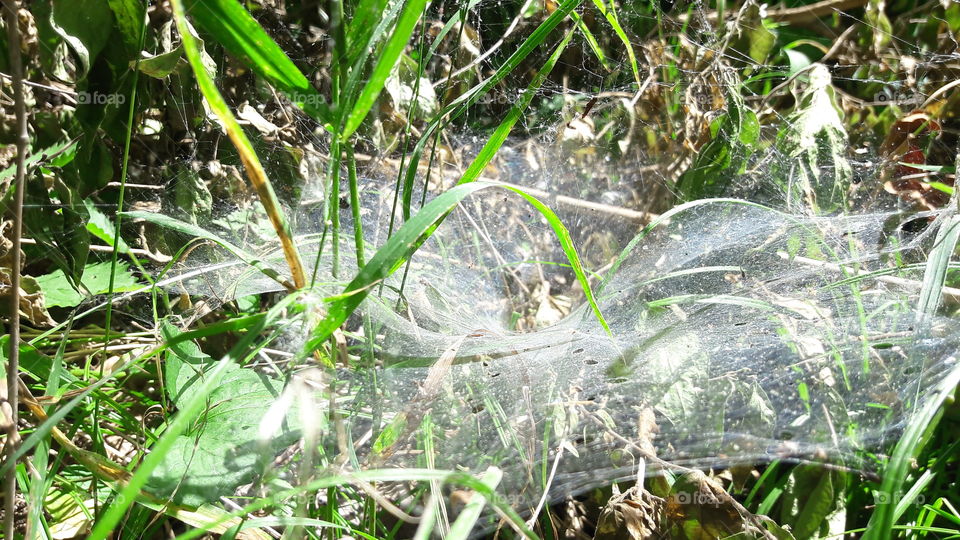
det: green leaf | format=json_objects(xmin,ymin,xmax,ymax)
[
  {"xmin": 341, "ymin": 0, "xmax": 428, "ymax": 139},
  {"xmin": 147, "ymin": 322, "xmax": 302, "ymax": 507},
  {"xmin": 135, "ymin": 46, "xmax": 185, "ymax": 79},
  {"xmin": 35, "ymin": 261, "xmax": 141, "ymax": 308},
  {"xmin": 676, "ymin": 73, "xmax": 760, "ymax": 201},
  {"xmin": 779, "ymin": 464, "xmax": 844, "ymax": 540},
  {"xmin": 774, "ymin": 64, "xmax": 853, "ymax": 214},
  {"xmin": 107, "ymin": 0, "xmax": 146, "ymax": 53},
  {"xmin": 83, "ymin": 199, "xmax": 130, "ymax": 253},
  {"xmin": 46, "ymin": 0, "xmax": 114, "ymax": 78},
  {"xmin": 730, "ymin": 4, "xmax": 776, "ymax": 66},
  {"xmin": 182, "ymin": 0, "xmax": 330, "ymax": 123}
]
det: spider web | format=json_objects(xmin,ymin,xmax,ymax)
[{"xmin": 138, "ymin": 0, "xmax": 960, "ymax": 533}]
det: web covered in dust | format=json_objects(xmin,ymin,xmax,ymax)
[{"xmin": 143, "ymin": 0, "xmax": 960, "ymax": 530}]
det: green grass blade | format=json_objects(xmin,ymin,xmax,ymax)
[
  {"xmin": 121, "ymin": 210, "xmax": 295, "ymax": 291},
  {"xmin": 400, "ymin": 0, "xmax": 583, "ymax": 219},
  {"xmin": 307, "ymin": 180, "xmax": 609, "ymax": 349},
  {"xmin": 590, "ymin": 0, "xmax": 641, "ymax": 86},
  {"xmin": 568, "ymin": 9, "xmax": 611, "ymax": 71},
  {"xmin": 447, "ymin": 467, "xmax": 503, "ymax": 539},
  {"xmin": 341, "ymin": 0, "xmax": 428, "ymax": 139},
  {"xmin": 183, "ymin": 0, "xmax": 330, "ymax": 123},
  {"xmin": 456, "ymin": 29, "xmax": 574, "ymax": 185},
  {"xmin": 863, "ymin": 363, "xmax": 960, "ymax": 539},
  {"xmin": 170, "ymin": 0, "xmax": 307, "ymax": 289},
  {"xmin": 916, "ymin": 214, "xmax": 960, "ymax": 322}
]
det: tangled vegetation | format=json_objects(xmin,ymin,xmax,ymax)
[{"xmin": 1, "ymin": 0, "xmax": 960, "ymax": 538}]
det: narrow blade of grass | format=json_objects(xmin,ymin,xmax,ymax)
[
  {"xmin": 171, "ymin": 0, "xmax": 307, "ymax": 289},
  {"xmin": 447, "ymin": 467, "xmax": 502, "ymax": 539},
  {"xmin": 306, "ymin": 180, "xmax": 610, "ymax": 350},
  {"xmin": 121, "ymin": 210, "xmax": 295, "ymax": 291},
  {"xmin": 341, "ymin": 0, "xmax": 428, "ymax": 139},
  {"xmin": 183, "ymin": 0, "xmax": 330, "ymax": 123},
  {"xmin": 400, "ymin": 0, "xmax": 583, "ymax": 219},
  {"xmin": 916, "ymin": 214, "xmax": 960, "ymax": 322},
  {"xmin": 863, "ymin": 363, "xmax": 960, "ymax": 539}
]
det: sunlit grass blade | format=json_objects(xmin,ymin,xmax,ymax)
[
  {"xmin": 863, "ymin": 363, "xmax": 960, "ymax": 539},
  {"xmin": 341, "ymin": 0, "xmax": 428, "ymax": 139},
  {"xmin": 915, "ymin": 214, "xmax": 960, "ymax": 322},
  {"xmin": 171, "ymin": 0, "xmax": 307, "ymax": 290},
  {"xmin": 456, "ymin": 29, "xmax": 575, "ymax": 185},
  {"xmin": 183, "ymin": 0, "xmax": 330, "ymax": 123},
  {"xmin": 568, "ymin": 9, "xmax": 611, "ymax": 71},
  {"xmin": 590, "ymin": 0, "xmax": 641, "ymax": 87},
  {"xmin": 447, "ymin": 467, "xmax": 502, "ymax": 539},
  {"xmin": 400, "ymin": 0, "xmax": 583, "ymax": 219},
  {"xmin": 307, "ymin": 180, "xmax": 610, "ymax": 350}
]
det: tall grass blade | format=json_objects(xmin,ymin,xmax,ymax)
[
  {"xmin": 590, "ymin": 0, "xmax": 641, "ymax": 87},
  {"xmin": 171, "ymin": 0, "xmax": 308, "ymax": 289},
  {"xmin": 400, "ymin": 0, "xmax": 583, "ymax": 219},
  {"xmin": 863, "ymin": 363, "xmax": 960, "ymax": 539},
  {"xmin": 341, "ymin": 0, "xmax": 428, "ymax": 139},
  {"xmin": 447, "ymin": 467, "xmax": 503, "ymax": 539},
  {"xmin": 183, "ymin": 0, "xmax": 330, "ymax": 123},
  {"xmin": 306, "ymin": 180, "xmax": 609, "ymax": 349},
  {"xmin": 916, "ymin": 214, "xmax": 960, "ymax": 322}
]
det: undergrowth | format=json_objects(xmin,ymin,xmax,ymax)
[{"xmin": 1, "ymin": 0, "xmax": 960, "ymax": 538}]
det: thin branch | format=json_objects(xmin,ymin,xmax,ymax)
[{"xmin": 3, "ymin": 0, "xmax": 27, "ymax": 536}]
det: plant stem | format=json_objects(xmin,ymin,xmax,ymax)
[
  {"xmin": 3, "ymin": 0, "xmax": 26, "ymax": 536},
  {"xmin": 346, "ymin": 145, "xmax": 364, "ymax": 267}
]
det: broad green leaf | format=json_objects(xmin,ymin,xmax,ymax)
[
  {"xmin": 780, "ymin": 464, "xmax": 844, "ymax": 540},
  {"xmin": 774, "ymin": 64, "xmax": 853, "ymax": 214},
  {"xmin": 89, "ymin": 311, "xmax": 276, "ymax": 538},
  {"xmin": 342, "ymin": 0, "xmax": 428, "ymax": 139},
  {"xmin": 182, "ymin": 0, "xmax": 330, "ymax": 123},
  {"xmin": 135, "ymin": 46, "xmax": 185, "ymax": 79},
  {"xmin": 730, "ymin": 4, "xmax": 776, "ymax": 66},
  {"xmin": 107, "ymin": 0, "xmax": 147, "ymax": 53},
  {"xmin": 676, "ymin": 73, "xmax": 760, "ymax": 201},
  {"xmin": 83, "ymin": 199, "xmax": 130, "ymax": 253},
  {"xmin": 46, "ymin": 0, "xmax": 114, "ymax": 78},
  {"xmin": 35, "ymin": 261, "xmax": 141, "ymax": 308},
  {"xmin": 147, "ymin": 322, "xmax": 302, "ymax": 507}
]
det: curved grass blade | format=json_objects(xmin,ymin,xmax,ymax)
[
  {"xmin": 400, "ymin": 0, "xmax": 583, "ymax": 219},
  {"xmin": 307, "ymin": 180, "xmax": 610, "ymax": 350},
  {"xmin": 170, "ymin": 0, "xmax": 307, "ymax": 290},
  {"xmin": 183, "ymin": 0, "xmax": 330, "ymax": 123},
  {"xmin": 341, "ymin": 0, "xmax": 429, "ymax": 139},
  {"xmin": 122, "ymin": 210, "xmax": 295, "ymax": 291},
  {"xmin": 457, "ymin": 29, "xmax": 575, "ymax": 185},
  {"xmin": 915, "ymin": 214, "xmax": 960, "ymax": 324},
  {"xmin": 863, "ymin": 363, "xmax": 960, "ymax": 539},
  {"xmin": 590, "ymin": 0, "xmax": 641, "ymax": 87}
]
